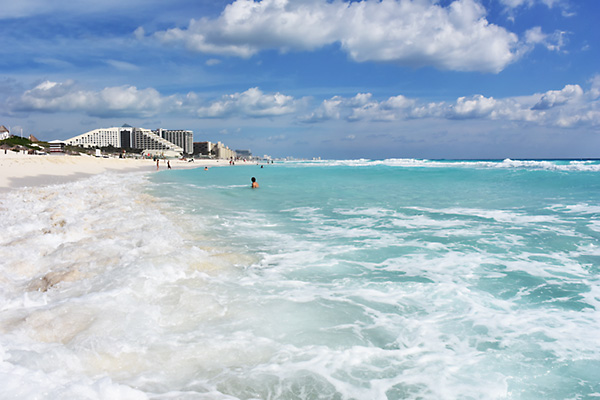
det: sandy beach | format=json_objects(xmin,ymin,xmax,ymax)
[{"xmin": 0, "ymin": 150, "xmax": 225, "ymax": 192}]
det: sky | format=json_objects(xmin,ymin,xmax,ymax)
[{"xmin": 1, "ymin": 0, "xmax": 599, "ymax": 159}]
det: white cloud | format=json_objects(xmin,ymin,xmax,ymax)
[
  {"xmin": 448, "ymin": 95, "xmax": 498, "ymax": 119},
  {"xmin": 555, "ymin": 111, "xmax": 600, "ymax": 128},
  {"xmin": 10, "ymin": 82, "xmax": 302, "ymax": 120},
  {"xmin": 525, "ymin": 26, "xmax": 546, "ymax": 44},
  {"xmin": 499, "ymin": 0, "xmax": 571, "ymax": 12},
  {"xmin": 340, "ymin": 0, "xmax": 518, "ymax": 72},
  {"xmin": 151, "ymin": 0, "xmax": 521, "ymax": 73},
  {"xmin": 531, "ymin": 84, "xmax": 583, "ymax": 110},
  {"xmin": 6, "ymin": 79, "xmax": 599, "ymax": 130},
  {"xmin": 303, "ymin": 93, "xmax": 417, "ymax": 123},
  {"xmin": 349, "ymin": 94, "xmax": 416, "ymax": 121},
  {"xmin": 196, "ymin": 87, "xmax": 300, "ymax": 118},
  {"xmin": 525, "ymin": 27, "xmax": 569, "ymax": 52},
  {"xmin": 154, "ymin": 0, "xmax": 340, "ymax": 57},
  {"xmin": 302, "ymin": 96, "xmax": 344, "ymax": 123},
  {"xmin": 301, "ymin": 81, "xmax": 599, "ymax": 128},
  {"xmin": 10, "ymin": 80, "xmax": 167, "ymax": 118},
  {"xmin": 588, "ymin": 75, "xmax": 600, "ymax": 100},
  {"xmin": 500, "ymin": 0, "xmax": 574, "ymax": 22}
]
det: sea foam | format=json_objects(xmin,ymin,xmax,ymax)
[{"xmin": 1, "ymin": 161, "xmax": 599, "ymax": 399}]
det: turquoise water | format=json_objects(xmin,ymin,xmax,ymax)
[
  {"xmin": 146, "ymin": 159, "xmax": 600, "ymax": 399},
  {"xmin": 1, "ymin": 159, "xmax": 599, "ymax": 399}
]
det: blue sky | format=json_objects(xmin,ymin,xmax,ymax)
[{"xmin": 1, "ymin": 0, "xmax": 599, "ymax": 159}]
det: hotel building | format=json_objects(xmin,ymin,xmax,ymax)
[
  {"xmin": 65, "ymin": 125, "xmax": 192, "ymax": 154},
  {"xmin": 193, "ymin": 141, "xmax": 236, "ymax": 159},
  {"xmin": 153, "ymin": 129, "xmax": 193, "ymax": 154}
]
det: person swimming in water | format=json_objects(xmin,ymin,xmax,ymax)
[{"xmin": 251, "ymin": 177, "xmax": 259, "ymax": 188}]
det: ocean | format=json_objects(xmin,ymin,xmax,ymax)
[{"xmin": 1, "ymin": 159, "xmax": 599, "ymax": 399}]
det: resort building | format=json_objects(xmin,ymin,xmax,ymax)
[
  {"xmin": 153, "ymin": 129, "xmax": 193, "ymax": 154},
  {"xmin": 193, "ymin": 141, "xmax": 237, "ymax": 159},
  {"xmin": 65, "ymin": 125, "xmax": 188, "ymax": 154},
  {"xmin": 215, "ymin": 142, "xmax": 236, "ymax": 159},
  {"xmin": 193, "ymin": 141, "xmax": 214, "ymax": 157}
]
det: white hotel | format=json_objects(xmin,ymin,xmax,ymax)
[{"xmin": 65, "ymin": 125, "xmax": 193, "ymax": 154}]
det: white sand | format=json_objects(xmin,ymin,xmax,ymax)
[{"xmin": 0, "ymin": 150, "xmax": 226, "ymax": 192}]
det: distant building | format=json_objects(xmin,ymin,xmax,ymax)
[
  {"xmin": 193, "ymin": 141, "xmax": 214, "ymax": 157},
  {"xmin": 64, "ymin": 125, "xmax": 189, "ymax": 154},
  {"xmin": 48, "ymin": 141, "xmax": 66, "ymax": 153},
  {"xmin": 0, "ymin": 125, "xmax": 10, "ymax": 141},
  {"xmin": 235, "ymin": 149, "xmax": 252, "ymax": 158},
  {"xmin": 193, "ymin": 141, "xmax": 236, "ymax": 159},
  {"xmin": 214, "ymin": 142, "xmax": 236, "ymax": 159},
  {"xmin": 153, "ymin": 129, "xmax": 193, "ymax": 154}
]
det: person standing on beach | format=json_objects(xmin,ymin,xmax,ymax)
[
  {"xmin": 156, "ymin": 159, "xmax": 159, "ymax": 170},
  {"xmin": 251, "ymin": 177, "xmax": 259, "ymax": 188},
  {"xmin": 167, "ymin": 161, "xmax": 171, "ymax": 170}
]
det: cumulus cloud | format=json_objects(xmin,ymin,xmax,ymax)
[
  {"xmin": 302, "ymin": 96, "xmax": 344, "ymax": 123},
  {"xmin": 301, "ymin": 81, "xmax": 599, "ymax": 128},
  {"xmin": 349, "ymin": 94, "xmax": 417, "ymax": 121},
  {"xmin": 10, "ymin": 80, "xmax": 167, "ymax": 118},
  {"xmin": 448, "ymin": 95, "xmax": 498, "ymax": 119},
  {"xmin": 151, "ymin": 0, "xmax": 521, "ymax": 73},
  {"xmin": 6, "ymin": 79, "xmax": 599, "ymax": 129},
  {"xmin": 6, "ymin": 81, "xmax": 304, "ymax": 120},
  {"xmin": 303, "ymin": 93, "xmax": 417, "ymax": 123},
  {"xmin": 196, "ymin": 87, "xmax": 300, "ymax": 118},
  {"xmin": 531, "ymin": 84, "xmax": 583, "ymax": 110}
]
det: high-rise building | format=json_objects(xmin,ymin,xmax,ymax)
[
  {"xmin": 214, "ymin": 142, "xmax": 236, "ymax": 159},
  {"xmin": 193, "ymin": 141, "xmax": 214, "ymax": 157},
  {"xmin": 153, "ymin": 129, "xmax": 193, "ymax": 154},
  {"xmin": 65, "ymin": 125, "xmax": 191, "ymax": 154}
]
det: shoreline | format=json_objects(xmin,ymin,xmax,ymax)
[{"xmin": 0, "ymin": 151, "xmax": 227, "ymax": 192}]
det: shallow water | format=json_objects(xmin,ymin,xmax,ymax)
[{"xmin": 1, "ymin": 159, "xmax": 599, "ymax": 399}]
